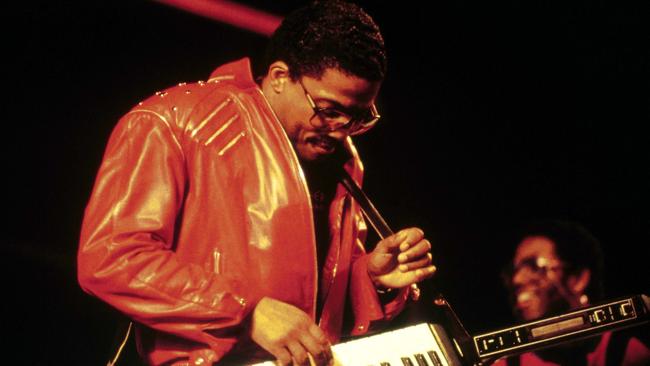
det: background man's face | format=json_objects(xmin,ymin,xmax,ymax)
[{"xmin": 509, "ymin": 236, "xmax": 572, "ymax": 320}]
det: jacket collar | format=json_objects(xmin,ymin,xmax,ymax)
[{"xmin": 208, "ymin": 57, "xmax": 258, "ymax": 90}]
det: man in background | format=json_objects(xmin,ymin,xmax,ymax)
[{"xmin": 495, "ymin": 220, "xmax": 649, "ymax": 365}]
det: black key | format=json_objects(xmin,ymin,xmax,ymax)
[
  {"xmin": 380, "ymin": 363, "xmax": 391, "ymax": 366},
  {"xmin": 427, "ymin": 350, "xmax": 443, "ymax": 366},
  {"xmin": 401, "ymin": 357, "xmax": 415, "ymax": 366},
  {"xmin": 414, "ymin": 353, "xmax": 430, "ymax": 366}
]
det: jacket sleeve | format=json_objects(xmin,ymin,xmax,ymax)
[
  {"xmin": 348, "ymin": 220, "xmax": 409, "ymax": 335},
  {"xmin": 77, "ymin": 110, "xmax": 256, "ymax": 351}
]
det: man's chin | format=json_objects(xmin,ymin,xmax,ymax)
[
  {"xmin": 514, "ymin": 297, "xmax": 545, "ymax": 321},
  {"xmin": 297, "ymin": 151, "xmax": 323, "ymax": 162},
  {"xmin": 517, "ymin": 308, "xmax": 544, "ymax": 321},
  {"xmin": 515, "ymin": 302, "xmax": 572, "ymax": 321}
]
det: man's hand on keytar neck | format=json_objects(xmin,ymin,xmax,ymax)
[
  {"xmin": 367, "ymin": 227, "xmax": 436, "ymax": 290},
  {"xmin": 250, "ymin": 297, "xmax": 333, "ymax": 366}
]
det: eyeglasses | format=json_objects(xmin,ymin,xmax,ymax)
[
  {"xmin": 299, "ymin": 79, "xmax": 380, "ymax": 136},
  {"xmin": 501, "ymin": 256, "xmax": 567, "ymax": 284}
]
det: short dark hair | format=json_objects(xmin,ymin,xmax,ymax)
[
  {"xmin": 263, "ymin": 0, "xmax": 387, "ymax": 81},
  {"xmin": 515, "ymin": 220, "xmax": 605, "ymax": 300}
]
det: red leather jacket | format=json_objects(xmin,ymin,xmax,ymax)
[{"xmin": 78, "ymin": 58, "xmax": 406, "ymax": 365}]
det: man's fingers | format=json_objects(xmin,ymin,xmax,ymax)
[
  {"xmin": 307, "ymin": 323, "xmax": 329, "ymax": 345},
  {"xmin": 251, "ymin": 297, "xmax": 327, "ymax": 365},
  {"xmin": 308, "ymin": 324, "xmax": 332, "ymax": 351},
  {"xmin": 398, "ymin": 253, "xmax": 432, "ymax": 272},
  {"xmin": 286, "ymin": 341, "xmax": 310, "ymax": 365},
  {"xmin": 397, "ymin": 239, "xmax": 432, "ymax": 263},
  {"xmin": 272, "ymin": 347, "xmax": 293, "ymax": 366},
  {"xmin": 377, "ymin": 228, "xmax": 424, "ymax": 253},
  {"xmin": 301, "ymin": 324, "xmax": 332, "ymax": 365},
  {"xmin": 271, "ymin": 328, "xmax": 331, "ymax": 366},
  {"xmin": 400, "ymin": 265, "xmax": 437, "ymax": 283},
  {"xmin": 414, "ymin": 265, "xmax": 437, "ymax": 281},
  {"xmin": 299, "ymin": 338, "xmax": 331, "ymax": 365}
]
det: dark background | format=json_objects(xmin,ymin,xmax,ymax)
[{"xmin": 3, "ymin": 0, "xmax": 649, "ymax": 363}]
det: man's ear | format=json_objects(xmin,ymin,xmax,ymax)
[
  {"xmin": 567, "ymin": 268, "xmax": 591, "ymax": 295},
  {"xmin": 266, "ymin": 61, "xmax": 291, "ymax": 93}
]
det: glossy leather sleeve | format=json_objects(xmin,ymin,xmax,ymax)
[{"xmin": 77, "ymin": 110, "xmax": 254, "ymax": 355}]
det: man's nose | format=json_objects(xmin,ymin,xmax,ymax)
[
  {"xmin": 326, "ymin": 130, "xmax": 347, "ymax": 141},
  {"xmin": 315, "ymin": 122, "xmax": 348, "ymax": 136},
  {"xmin": 512, "ymin": 266, "xmax": 535, "ymax": 286}
]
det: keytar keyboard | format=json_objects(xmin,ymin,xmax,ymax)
[{"xmin": 250, "ymin": 322, "xmax": 462, "ymax": 366}]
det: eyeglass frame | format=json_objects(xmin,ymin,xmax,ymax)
[
  {"xmin": 298, "ymin": 79, "xmax": 381, "ymax": 136},
  {"xmin": 501, "ymin": 256, "xmax": 569, "ymax": 285}
]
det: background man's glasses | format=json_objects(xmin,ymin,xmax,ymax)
[
  {"xmin": 501, "ymin": 256, "xmax": 567, "ymax": 284},
  {"xmin": 299, "ymin": 80, "xmax": 380, "ymax": 136}
]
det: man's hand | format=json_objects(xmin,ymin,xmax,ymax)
[
  {"xmin": 250, "ymin": 297, "xmax": 333, "ymax": 366},
  {"xmin": 367, "ymin": 227, "xmax": 436, "ymax": 289}
]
